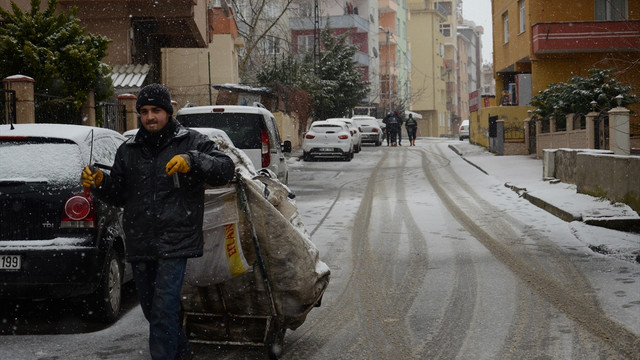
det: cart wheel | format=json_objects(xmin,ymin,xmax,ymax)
[{"xmin": 266, "ymin": 327, "xmax": 286, "ymax": 359}]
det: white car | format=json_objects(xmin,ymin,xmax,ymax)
[
  {"xmin": 459, "ymin": 119, "xmax": 470, "ymax": 140},
  {"xmin": 351, "ymin": 116, "xmax": 383, "ymax": 146},
  {"xmin": 326, "ymin": 118, "xmax": 362, "ymax": 153},
  {"xmin": 302, "ymin": 120, "xmax": 353, "ymax": 161},
  {"xmin": 176, "ymin": 104, "xmax": 291, "ymax": 184}
]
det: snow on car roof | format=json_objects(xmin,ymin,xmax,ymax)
[{"xmin": 0, "ymin": 123, "xmax": 120, "ymax": 143}]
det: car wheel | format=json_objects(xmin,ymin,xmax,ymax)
[
  {"xmin": 344, "ymin": 151, "xmax": 352, "ymax": 161},
  {"xmin": 84, "ymin": 248, "xmax": 123, "ymax": 323}
]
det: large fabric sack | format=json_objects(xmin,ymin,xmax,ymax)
[{"xmin": 182, "ymin": 138, "xmax": 330, "ymax": 330}]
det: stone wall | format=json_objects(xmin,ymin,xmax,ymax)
[{"xmin": 544, "ymin": 149, "xmax": 640, "ymax": 213}]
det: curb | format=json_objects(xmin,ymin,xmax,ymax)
[{"xmin": 449, "ymin": 144, "xmax": 640, "ymax": 233}]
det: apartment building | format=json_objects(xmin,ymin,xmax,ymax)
[
  {"xmin": 407, "ymin": 0, "xmax": 449, "ymax": 137},
  {"xmin": 493, "ymin": 0, "xmax": 640, "ymax": 117},
  {"xmin": 289, "ymin": 0, "xmax": 382, "ymax": 115},
  {"xmin": 2, "ymin": 0, "xmax": 242, "ymax": 108}
]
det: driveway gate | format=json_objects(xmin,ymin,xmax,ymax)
[
  {"xmin": 1, "ymin": 89, "xmax": 16, "ymax": 125},
  {"xmin": 99, "ymin": 102, "xmax": 126, "ymax": 133}
]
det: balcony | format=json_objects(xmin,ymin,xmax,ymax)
[
  {"xmin": 532, "ymin": 20, "xmax": 640, "ymax": 55},
  {"xmin": 290, "ymin": 14, "xmax": 369, "ymax": 32}
]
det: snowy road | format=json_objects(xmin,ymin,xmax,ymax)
[{"xmin": 1, "ymin": 138, "xmax": 638, "ymax": 359}]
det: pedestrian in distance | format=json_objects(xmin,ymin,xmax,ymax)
[
  {"xmin": 387, "ymin": 111, "xmax": 400, "ymax": 147},
  {"xmin": 382, "ymin": 112, "xmax": 392, "ymax": 146},
  {"xmin": 405, "ymin": 113, "xmax": 418, "ymax": 146},
  {"xmin": 81, "ymin": 83, "xmax": 235, "ymax": 360}
]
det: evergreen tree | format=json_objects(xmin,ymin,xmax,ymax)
[
  {"xmin": 531, "ymin": 68, "xmax": 637, "ymax": 119},
  {"xmin": 257, "ymin": 28, "xmax": 369, "ymax": 120},
  {"xmin": 312, "ymin": 29, "xmax": 369, "ymax": 119},
  {"xmin": 0, "ymin": 0, "xmax": 113, "ymax": 108}
]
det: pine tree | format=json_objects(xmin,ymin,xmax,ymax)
[
  {"xmin": 257, "ymin": 27, "xmax": 369, "ymax": 120},
  {"xmin": 0, "ymin": 0, "xmax": 113, "ymax": 108},
  {"xmin": 531, "ymin": 68, "xmax": 637, "ymax": 120},
  {"xmin": 312, "ymin": 29, "xmax": 369, "ymax": 120}
]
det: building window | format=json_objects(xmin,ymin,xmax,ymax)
[
  {"xmin": 503, "ymin": 12, "xmax": 509, "ymax": 43},
  {"xmin": 297, "ymin": 35, "xmax": 314, "ymax": 53},
  {"xmin": 435, "ymin": 1, "xmax": 452, "ymax": 17},
  {"xmin": 262, "ymin": 36, "xmax": 280, "ymax": 55},
  {"xmin": 298, "ymin": 3, "xmax": 313, "ymax": 17},
  {"xmin": 440, "ymin": 23, "xmax": 451, "ymax": 37},
  {"xmin": 595, "ymin": 0, "xmax": 628, "ymax": 20},
  {"xmin": 518, "ymin": 0, "xmax": 526, "ymax": 33}
]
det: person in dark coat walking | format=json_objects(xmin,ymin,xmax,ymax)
[
  {"xmin": 382, "ymin": 112, "xmax": 392, "ymax": 146},
  {"xmin": 405, "ymin": 113, "xmax": 418, "ymax": 146},
  {"xmin": 387, "ymin": 111, "xmax": 401, "ymax": 146},
  {"xmin": 82, "ymin": 83, "xmax": 235, "ymax": 360}
]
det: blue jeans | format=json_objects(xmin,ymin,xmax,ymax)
[{"xmin": 133, "ymin": 258, "xmax": 190, "ymax": 360}]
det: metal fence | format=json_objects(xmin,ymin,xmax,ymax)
[
  {"xmin": 98, "ymin": 102, "xmax": 127, "ymax": 132},
  {"xmin": 504, "ymin": 123, "xmax": 525, "ymax": 140},
  {"xmin": 34, "ymin": 93, "xmax": 81, "ymax": 124}
]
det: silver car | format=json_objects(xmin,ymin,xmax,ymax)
[{"xmin": 351, "ymin": 116, "xmax": 383, "ymax": 146}]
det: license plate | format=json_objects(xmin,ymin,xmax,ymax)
[
  {"xmin": 320, "ymin": 147, "xmax": 333, "ymax": 152},
  {"xmin": 0, "ymin": 255, "xmax": 21, "ymax": 270}
]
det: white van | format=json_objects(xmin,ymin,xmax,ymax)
[{"xmin": 176, "ymin": 104, "xmax": 291, "ymax": 184}]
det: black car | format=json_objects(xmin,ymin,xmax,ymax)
[{"xmin": 0, "ymin": 124, "xmax": 131, "ymax": 323}]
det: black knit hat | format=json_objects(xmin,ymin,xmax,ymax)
[{"xmin": 136, "ymin": 84, "xmax": 173, "ymax": 115}]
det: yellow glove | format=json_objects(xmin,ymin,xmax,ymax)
[
  {"xmin": 81, "ymin": 166, "xmax": 103, "ymax": 188},
  {"xmin": 166, "ymin": 154, "xmax": 191, "ymax": 176}
]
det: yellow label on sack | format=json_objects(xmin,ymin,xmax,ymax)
[{"xmin": 224, "ymin": 223, "xmax": 247, "ymax": 276}]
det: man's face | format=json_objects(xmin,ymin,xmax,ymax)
[{"xmin": 139, "ymin": 105, "xmax": 169, "ymax": 133}]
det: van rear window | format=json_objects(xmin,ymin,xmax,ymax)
[{"xmin": 177, "ymin": 113, "xmax": 264, "ymax": 149}]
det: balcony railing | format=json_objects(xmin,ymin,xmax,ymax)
[{"xmin": 532, "ymin": 20, "xmax": 640, "ymax": 54}]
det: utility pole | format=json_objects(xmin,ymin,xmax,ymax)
[
  {"xmin": 313, "ymin": 0, "xmax": 320, "ymax": 74},
  {"xmin": 379, "ymin": 26, "xmax": 391, "ymax": 115}
]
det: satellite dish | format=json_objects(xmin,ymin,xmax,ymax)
[
  {"xmin": 370, "ymin": 14, "xmax": 375, "ymax": 23},
  {"xmin": 372, "ymin": 47, "xmax": 378, "ymax": 58}
]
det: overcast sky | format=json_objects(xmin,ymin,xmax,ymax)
[{"xmin": 461, "ymin": 0, "xmax": 493, "ymax": 64}]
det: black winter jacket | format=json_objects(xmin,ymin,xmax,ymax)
[{"xmin": 95, "ymin": 119, "xmax": 235, "ymax": 262}]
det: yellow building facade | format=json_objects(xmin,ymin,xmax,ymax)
[
  {"xmin": 407, "ymin": 0, "xmax": 449, "ymax": 137},
  {"xmin": 492, "ymin": 0, "xmax": 640, "ymax": 124}
]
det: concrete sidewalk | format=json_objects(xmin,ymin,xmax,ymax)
[{"xmin": 449, "ymin": 142, "xmax": 640, "ymax": 233}]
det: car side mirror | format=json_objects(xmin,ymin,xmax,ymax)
[{"xmin": 282, "ymin": 140, "xmax": 292, "ymax": 153}]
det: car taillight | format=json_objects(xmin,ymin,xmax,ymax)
[
  {"xmin": 338, "ymin": 135, "xmax": 349, "ymax": 140},
  {"xmin": 372, "ymin": 128, "xmax": 379, "ymax": 133},
  {"xmin": 261, "ymin": 129, "xmax": 270, "ymax": 168},
  {"xmin": 60, "ymin": 189, "xmax": 96, "ymax": 228},
  {"xmin": 305, "ymin": 134, "xmax": 316, "ymax": 139}
]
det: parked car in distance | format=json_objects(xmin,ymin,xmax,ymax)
[
  {"xmin": 459, "ymin": 119, "xmax": 470, "ymax": 140},
  {"xmin": 0, "ymin": 124, "xmax": 131, "ymax": 323},
  {"xmin": 326, "ymin": 118, "xmax": 362, "ymax": 153},
  {"xmin": 351, "ymin": 116, "xmax": 383, "ymax": 146},
  {"xmin": 176, "ymin": 103, "xmax": 291, "ymax": 184},
  {"xmin": 302, "ymin": 120, "xmax": 353, "ymax": 161}
]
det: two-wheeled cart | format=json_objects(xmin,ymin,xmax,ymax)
[{"xmin": 180, "ymin": 175, "xmax": 329, "ymax": 359}]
